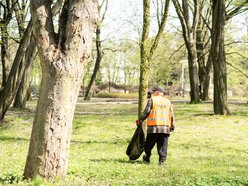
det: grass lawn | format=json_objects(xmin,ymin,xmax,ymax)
[{"xmin": 0, "ymin": 98, "xmax": 247, "ymax": 185}]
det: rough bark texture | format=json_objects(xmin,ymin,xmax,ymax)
[
  {"xmin": 0, "ymin": 30, "xmax": 10, "ymax": 88},
  {"xmin": 210, "ymin": 0, "xmax": 230, "ymax": 115},
  {"xmin": 13, "ymin": 35, "xmax": 37, "ymax": 108},
  {"xmin": 0, "ymin": 22, "xmax": 33, "ymax": 120},
  {"xmin": 0, "ymin": 0, "xmax": 13, "ymax": 88},
  {"xmin": 172, "ymin": 0, "xmax": 200, "ymax": 103},
  {"xmin": 139, "ymin": 0, "xmax": 170, "ymax": 116},
  {"xmin": 12, "ymin": 0, "xmax": 34, "ymax": 108},
  {"xmin": 23, "ymin": 0, "xmax": 98, "ymax": 179},
  {"xmin": 196, "ymin": 13, "xmax": 212, "ymax": 101}
]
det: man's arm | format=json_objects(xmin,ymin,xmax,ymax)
[{"xmin": 136, "ymin": 99, "xmax": 152, "ymax": 125}]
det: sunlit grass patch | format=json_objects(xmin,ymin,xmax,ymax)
[{"xmin": 0, "ymin": 99, "xmax": 247, "ymax": 185}]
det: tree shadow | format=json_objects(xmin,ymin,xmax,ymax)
[
  {"xmin": 0, "ymin": 136, "xmax": 29, "ymax": 142},
  {"xmin": 90, "ymin": 157, "xmax": 143, "ymax": 164},
  {"xmin": 71, "ymin": 139, "xmax": 123, "ymax": 145}
]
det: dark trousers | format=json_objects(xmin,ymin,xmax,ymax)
[{"xmin": 145, "ymin": 133, "xmax": 169, "ymax": 162}]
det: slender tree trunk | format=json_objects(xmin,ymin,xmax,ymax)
[
  {"xmin": 138, "ymin": 57, "xmax": 150, "ymax": 116},
  {"xmin": 211, "ymin": 0, "xmax": 230, "ymax": 115},
  {"xmin": 196, "ymin": 20, "xmax": 212, "ymax": 101},
  {"xmin": 172, "ymin": 0, "xmax": 200, "ymax": 103},
  {"xmin": 0, "ymin": 22, "xmax": 33, "ymax": 120},
  {"xmin": 139, "ymin": 0, "xmax": 150, "ymax": 117},
  {"xmin": 12, "ymin": 0, "xmax": 33, "ymax": 108},
  {"xmin": 187, "ymin": 43, "xmax": 200, "ymax": 103},
  {"xmin": 0, "ymin": 27, "xmax": 11, "ymax": 88},
  {"xmin": 196, "ymin": 18, "xmax": 206, "ymax": 100},
  {"xmin": 23, "ymin": 0, "xmax": 98, "ymax": 179},
  {"xmin": 202, "ymin": 55, "xmax": 212, "ymax": 100},
  {"xmin": 13, "ymin": 35, "xmax": 37, "ymax": 108},
  {"xmin": 84, "ymin": 26, "xmax": 102, "ymax": 100},
  {"xmin": 139, "ymin": 0, "xmax": 170, "ymax": 116},
  {"xmin": 0, "ymin": 0, "xmax": 13, "ymax": 89}
]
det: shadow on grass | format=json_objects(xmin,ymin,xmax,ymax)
[
  {"xmin": 71, "ymin": 139, "xmax": 126, "ymax": 145},
  {"xmin": 0, "ymin": 136, "xmax": 29, "ymax": 142},
  {"xmin": 90, "ymin": 158, "xmax": 143, "ymax": 164},
  {"xmin": 191, "ymin": 113, "xmax": 214, "ymax": 116}
]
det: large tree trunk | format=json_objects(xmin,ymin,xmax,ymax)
[
  {"xmin": 23, "ymin": 0, "xmax": 98, "ymax": 179},
  {"xmin": 23, "ymin": 55, "xmax": 84, "ymax": 178},
  {"xmin": 211, "ymin": 0, "xmax": 230, "ymax": 115},
  {"xmin": 13, "ymin": 35, "xmax": 37, "ymax": 108}
]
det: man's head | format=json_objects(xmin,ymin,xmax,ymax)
[{"xmin": 153, "ymin": 86, "xmax": 164, "ymax": 95}]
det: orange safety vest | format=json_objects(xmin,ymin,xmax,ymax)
[{"xmin": 146, "ymin": 96, "xmax": 172, "ymax": 127}]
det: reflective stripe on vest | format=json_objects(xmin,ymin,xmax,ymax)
[{"xmin": 147, "ymin": 96, "xmax": 171, "ymax": 127}]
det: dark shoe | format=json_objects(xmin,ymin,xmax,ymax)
[{"xmin": 143, "ymin": 155, "xmax": 150, "ymax": 163}]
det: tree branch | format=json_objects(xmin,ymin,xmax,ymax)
[
  {"xmin": 226, "ymin": 61, "xmax": 248, "ymax": 78},
  {"xmin": 226, "ymin": 0, "xmax": 248, "ymax": 21},
  {"xmin": 30, "ymin": 0, "xmax": 56, "ymax": 52},
  {"xmin": 168, "ymin": 43, "xmax": 185, "ymax": 60},
  {"xmin": 149, "ymin": 0, "xmax": 170, "ymax": 59}
]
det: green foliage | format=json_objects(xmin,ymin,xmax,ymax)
[
  {"xmin": 150, "ymin": 33, "xmax": 186, "ymax": 85},
  {"xmin": 0, "ymin": 99, "xmax": 248, "ymax": 185}
]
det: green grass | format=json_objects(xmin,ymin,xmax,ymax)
[{"xmin": 0, "ymin": 98, "xmax": 248, "ymax": 185}]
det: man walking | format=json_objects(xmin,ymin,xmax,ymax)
[{"xmin": 136, "ymin": 86, "xmax": 175, "ymax": 164}]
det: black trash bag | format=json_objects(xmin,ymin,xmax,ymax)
[{"xmin": 126, "ymin": 125, "xmax": 145, "ymax": 160}]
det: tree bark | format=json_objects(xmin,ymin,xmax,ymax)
[
  {"xmin": 196, "ymin": 11, "xmax": 212, "ymax": 101},
  {"xmin": 0, "ymin": 0, "xmax": 13, "ymax": 88},
  {"xmin": 13, "ymin": 35, "xmax": 37, "ymax": 108},
  {"xmin": 0, "ymin": 22, "xmax": 33, "ymax": 120},
  {"xmin": 0, "ymin": 1, "xmax": 65, "ymax": 119},
  {"xmin": 0, "ymin": 30, "xmax": 10, "ymax": 88},
  {"xmin": 139, "ymin": 0, "xmax": 170, "ymax": 116},
  {"xmin": 23, "ymin": 0, "xmax": 98, "ymax": 179},
  {"xmin": 84, "ymin": 27, "xmax": 102, "ymax": 100},
  {"xmin": 210, "ymin": 0, "xmax": 230, "ymax": 115},
  {"xmin": 172, "ymin": 0, "xmax": 200, "ymax": 103},
  {"xmin": 84, "ymin": 0, "xmax": 108, "ymax": 100},
  {"xmin": 12, "ymin": 0, "xmax": 34, "ymax": 108},
  {"xmin": 84, "ymin": 23, "xmax": 102, "ymax": 100}
]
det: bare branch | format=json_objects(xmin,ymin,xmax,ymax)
[
  {"xmin": 226, "ymin": 61, "xmax": 248, "ymax": 78},
  {"xmin": 52, "ymin": 0, "xmax": 64, "ymax": 15},
  {"xmin": 226, "ymin": 51, "xmax": 248, "ymax": 59},
  {"xmin": 226, "ymin": 0, "xmax": 248, "ymax": 21},
  {"xmin": 149, "ymin": 0, "xmax": 170, "ymax": 59},
  {"xmin": 168, "ymin": 43, "xmax": 185, "ymax": 60},
  {"xmin": 100, "ymin": 0, "xmax": 108, "ymax": 23}
]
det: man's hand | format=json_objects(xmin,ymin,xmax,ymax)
[
  {"xmin": 170, "ymin": 125, "xmax": 175, "ymax": 132},
  {"xmin": 136, "ymin": 120, "xmax": 142, "ymax": 126}
]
